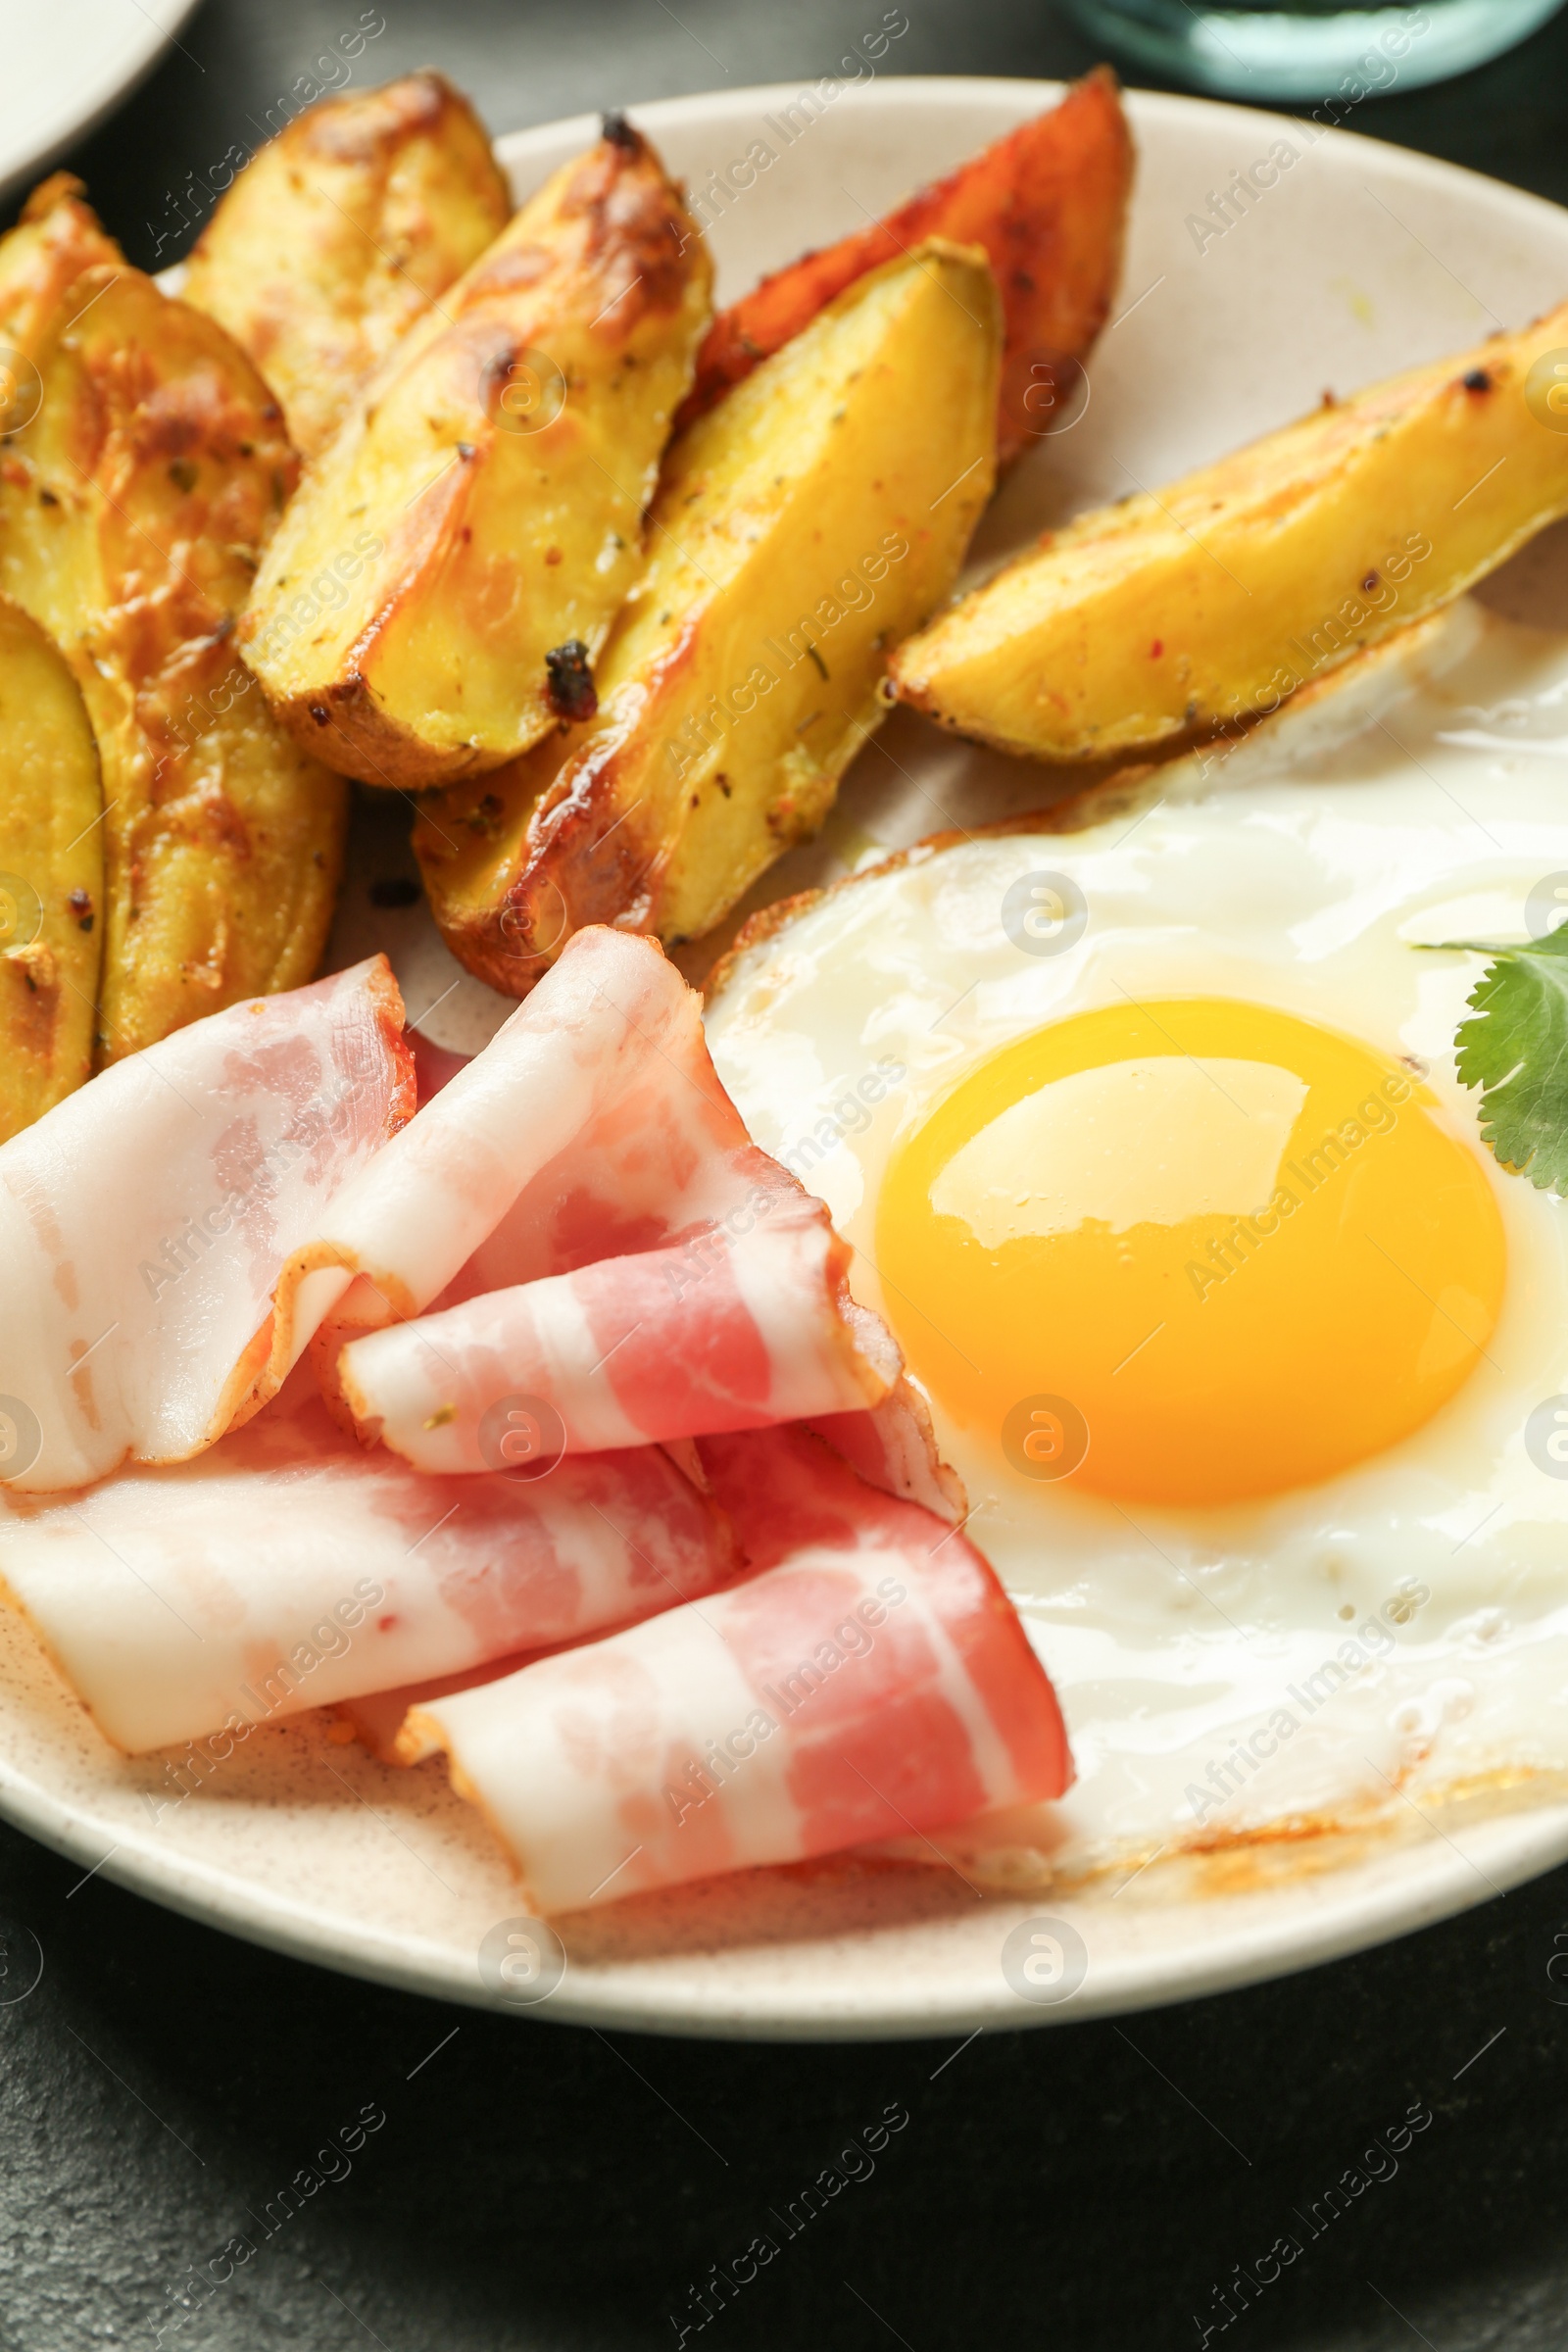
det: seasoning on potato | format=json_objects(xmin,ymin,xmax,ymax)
[
  {"xmin": 183, "ymin": 71, "xmax": 512, "ymax": 462},
  {"xmin": 678, "ymin": 66, "xmax": 1132, "ymax": 466},
  {"xmin": 0, "ymin": 174, "xmax": 347, "ymax": 1063},
  {"xmin": 890, "ymin": 296, "xmax": 1568, "ymax": 762},
  {"xmin": 0, "ymin": 596, "xmax": 103, "ymax": 1141},
  {"xmin": 415, "ymin": 239, "xmax": 1001, "ymax": 992},
  {"xmin": 240, "ymin": 118, "xmax": 712, "ymax": 792}
]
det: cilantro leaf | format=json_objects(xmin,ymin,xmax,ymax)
[{"xmin": 1424, "ymin": 924, "xmax": 1568, "ymax": 1191}]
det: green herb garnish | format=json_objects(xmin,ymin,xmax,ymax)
[{"xmin": 1425, "ymin": 925, "xmax": 1568, "ymax": 1190}]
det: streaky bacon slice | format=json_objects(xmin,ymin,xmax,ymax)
[
  {"xmin": 402, "ymin": 1424, "xmax": 1069, "ymax": 1913},
  {"xmin": 0, "ymin": 956, "xmax": 413, "ymax": 1494},
  {"xmin": 351, "ymin": 934, "xmax": 964, "ymax": 1516},
  {"xmin": 331, "ymin": 921, "xmax": 958, "ymax": 1495},
  {"xmin": 0, "ymin": 1369, "xmax": 737, "ymax": 1754},
  {"xmin": 337, "ymin": 1156, "xmax": 898, "ymax": 1471},
  {"xmin": 676, "ymin": 70, "xmax": 1133, "ymax": 463},
  {"xmin": 431, "ymin": 934, "xmax": 761, "ymax": 1298},
  {"xmin": 807, "ymin": 1377, "xmax": 966, "ymax": 1526},
  {"xmin": 273, "ymin": 925, "xmax": 763, "ymax": 1392}
]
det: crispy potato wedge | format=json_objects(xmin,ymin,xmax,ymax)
[
  {"xmin": 0, "ymin": 174, "xmax": 347, "ymax": 1063},
  {"xmin": 677, "ymin": 68, "xmax": 1131, "ymax": 464},
  {"xmin": 891, "ymin": 296, "xmax": 1568, "ymax": 762},
  {"xmin": 240, "ymin": 122, "xmax": 712, "ymax": 792},
  {"xmin": 416, "ymin": 240, "xmax": 1001, "ymax": 991},
  {"xmin": 183, "ymin": 72, "xmax": 511, "ymax": 462},
  {"xmin": 0, "ymin": 596, "xmax": 103, "ymax": 1140}
]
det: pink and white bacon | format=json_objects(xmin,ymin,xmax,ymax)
[
  {"xmin": 338, "ymin": 1170, "xmax": 898, "ymax": 1469},
  {"xmin": 0, "ymin": 923, "xmax": 1073, "ymax": 1907},
  {"xmin": 0, "ymin": 957, "xmax": 413, "ymax": 1492},
  {"xmin": 404, "ymin": 1425, "xmax": 1070, "ymax": 1913},
  {"xmin": 322, "ymin": 933, "xmax": 900, "ymax": 1473}
]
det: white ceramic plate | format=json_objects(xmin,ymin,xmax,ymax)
[
  {"xmin": 6, "ymin": 76, "xmax": 1568, "ymax": 2040},
  {"xmin": 0, "ymin": 0, "xmax": 204, "ymax": 203}
]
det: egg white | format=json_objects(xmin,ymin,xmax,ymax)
[{"xmin": 704, "ymin": 601, "xmax": 1568, "ymax": 1886}]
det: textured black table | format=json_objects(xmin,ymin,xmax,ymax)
[{"xmin": 7, "ymin": 5, "xmax": 1568, "ymax": 2346}]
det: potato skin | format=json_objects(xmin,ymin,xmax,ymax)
[
  {"xmin": 680, "ymin": 67, "xmax": 1131, "ymax": 466},
  {"xmin": 416, "ymin": 242, "xmax": 1001, "ymax": 993},
  {"xmin": 240, "ymin": 124, "xmax": 712, "ymax": 792},
  {"xmin": 891, "ymin": 296, "xmax": 1568, "ymax": 761},
  {"xmin": 183, "ymin": 72, "xmax": 512, "ymax": 462},
  {"xmin": 0, "ymin": 175, "xmax": 347, "ymax": 1063},
  {"xmin": 0, "ymin": 596, "xmax": 103, "ymax": 1141}
]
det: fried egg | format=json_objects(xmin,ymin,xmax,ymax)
[{"xmin": 703, "ymin": 600, "xmax": 1568, "ymax": 1885}]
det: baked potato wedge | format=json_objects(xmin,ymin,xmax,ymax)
[
  {"xmin": 0, "ymin": 595, "xmax": 103, "ymax": 1141},
  {"xmin": 182, "ymin": 72, "xmax": 511, "ymax": 462},
  {"xmin": 891, "ymin": 296, "xmax": 1568, "ymax": 762},
  {"xmin": 0, "ymin": 174, "xmax": 347, "ymax": 1063},
  {"xmin": 240, "ymin": 120, "xmax": 712, "ymax": 791},
  {"xmin": 416, "ymin": 240, "xmax": 1001, "ymax": 990},
  {"xmin": 677, "ymin": 67, "xmax": 1131, "ymax": 464}
]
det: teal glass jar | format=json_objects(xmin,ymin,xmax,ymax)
[{"xmin": 1062, "ymin": 1, "xmax": 1567, "ymax": 100}]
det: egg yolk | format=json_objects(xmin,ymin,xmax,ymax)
[{"xmin": 875, "ymin": 999, "xmax": 1506, "ymax": 1507}]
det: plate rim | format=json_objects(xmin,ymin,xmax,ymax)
[
  {"xmin": 5, "ymin": 1735, "xmax": 1568, "ymax": 2039},
  {"xmin": 491, "ymin": 71, "xmax": 1568, "ymax": 252}
]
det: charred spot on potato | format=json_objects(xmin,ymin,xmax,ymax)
[
  {"xmin": 370, "ymin": 876, "xmax": 422, "ymax": 908},
  {"xmin": 466, "ymin": 792, "xmax": 506, "ymax": 837},
  {"xmin": 601, "ymin": 112, "xmax": 640, "ymax": 153},
  {"xmin": 1462, "ymin": 368, "xmax": 1493, "ymax": 393},
  {"xmin": 544, "ymin": 639, "xmax": 598, "ymax": 722},
  {"xmin": 308, "ymin": 703, "xmax": 330, "ymax": 726},
  {"xmin": 1362, "ymin": 570, "xmax": 1379, "ymax": 592},
  {"xmin": 67, "ymin": 889, "xmax": 93, "ymax": 932},
  {"xmin": 715, "ymin": 774, "xmax": 731, "ymax": 799},
  {"xmin": 169, "ymin": 459, "xmax": 198, "ymax": 493},
  {"xmin": 38, "ymin": 488, "xmax": 58, "ymax": 508}
]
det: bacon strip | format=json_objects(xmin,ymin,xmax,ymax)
[
  {"xmin": 432, "ymin": 932, "xmax": 762, "ymax": 1297},
  {"xmin": 808, "ymin": 1377, "xmax": 966, "ymax": 1525},
  {"xmin": 0, "ymin": 1371, "xmax": 736, "ymax": 1754},
  {"xmin": 275, "ymin": 925, "xmax": 760, "ymax": 1393},
  {"xmin": 337, "ymin": 1158, "xmax": 898, "ymax": 1471},
  {"xmin": 0, "ymin": 957, "xmax": 413, "ymax": 1494},
  {"xmin": 403, "ymin": 1424, "xmax": 1069, "ymax": 1911}
]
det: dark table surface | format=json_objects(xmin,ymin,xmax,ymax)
[{"xmin": 7, "ymin": 4, "xmax": 1568, "ymax": 2347}]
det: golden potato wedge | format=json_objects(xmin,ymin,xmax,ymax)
[
  {"xmin": 0, "ymin": 595, "xmax": 103, "ymax": 1140},
  {"xmin": 416, "ymin": 240, "xmax": 1001, "ymax": 991},
  {"xmin": 240, "ymin": 121, "xmax": 712, "ymax": 792},
  {"xmin": 891, "ymin": 297, "xmax": 1568, "ymax": 761},
  {"xmin": 0, "ymin": 174, "xmax": 347, "ymax": 1063},
  {"xmin": 183, "ymin": 72, "xmax": 511, "ymax": 462}
]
